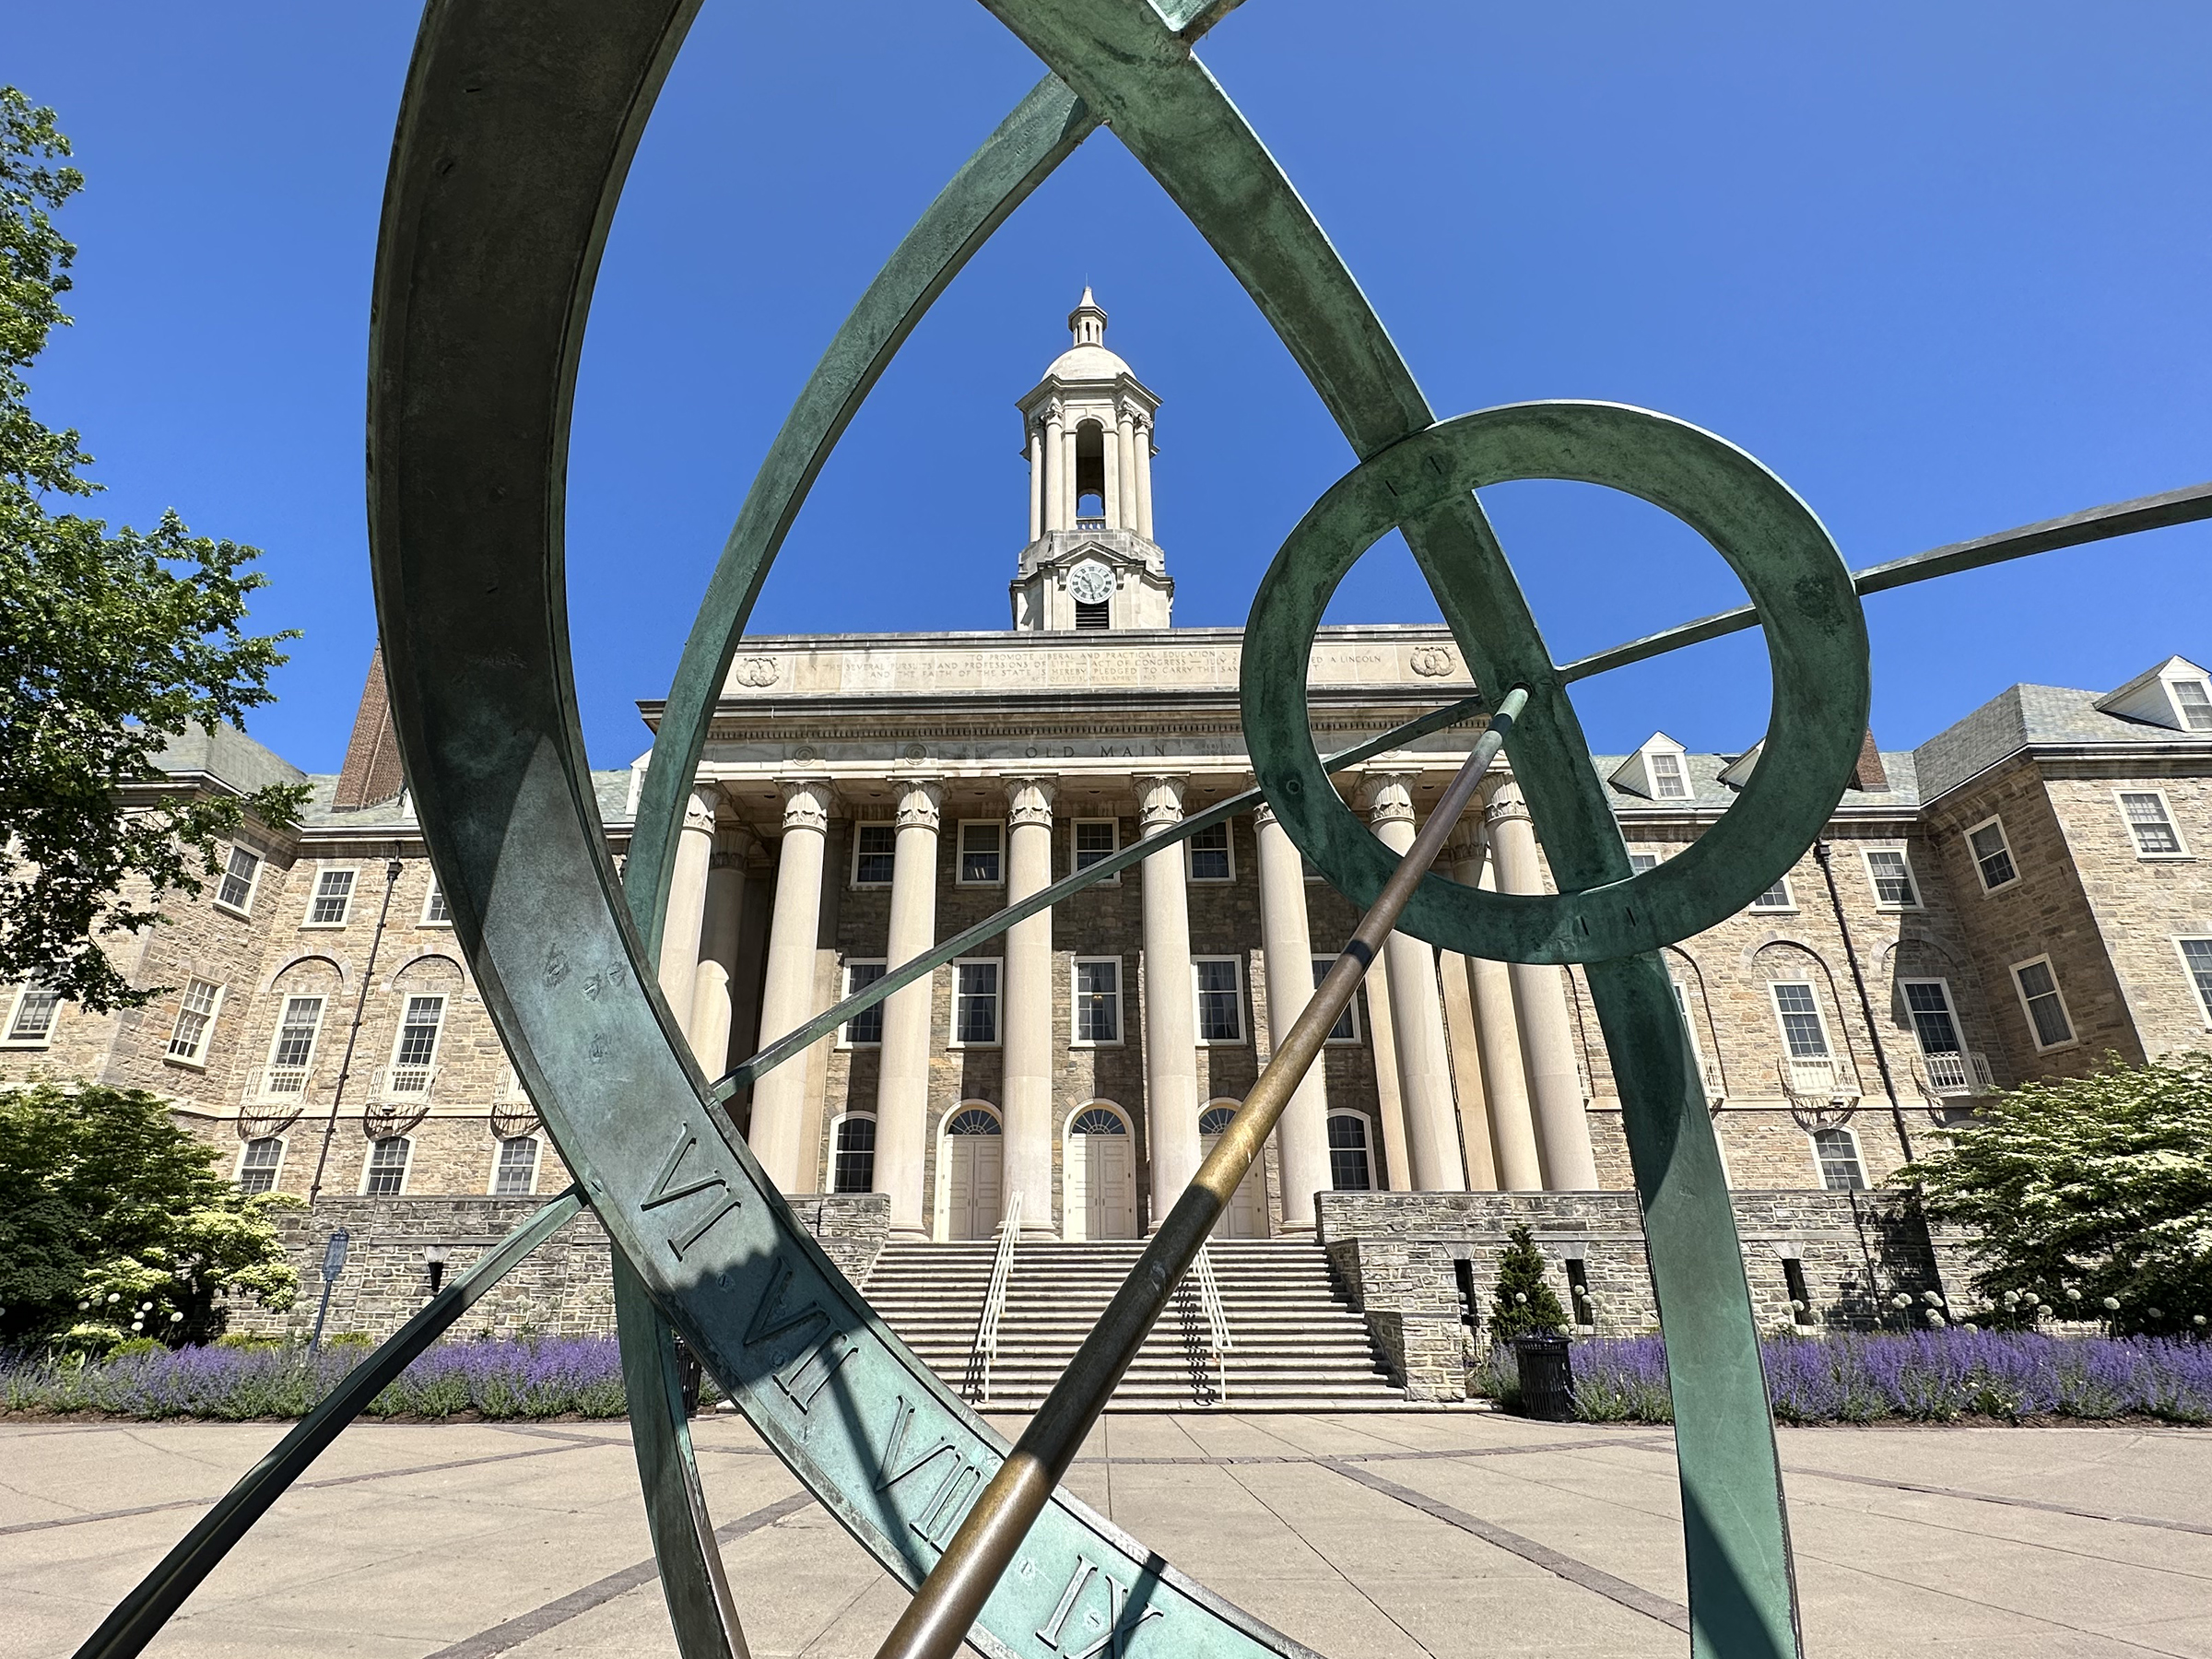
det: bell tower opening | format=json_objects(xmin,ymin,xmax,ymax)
[{"xmin": 1075, "ymin": 421, "xmax": 1106, "ymax": 524}]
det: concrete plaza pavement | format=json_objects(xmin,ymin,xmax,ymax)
[{"xmin": 6, "ymin": 1408, "xmax": 2209, "ymax": 1658}]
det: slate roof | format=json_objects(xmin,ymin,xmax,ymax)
[
  {"xmin": 1587, "ymin": 749, "xmax": 1923, "ymax": 813},
  {"xmin": 1912, "ymin": 683, "xmax": 2212, "ymax": 803}
]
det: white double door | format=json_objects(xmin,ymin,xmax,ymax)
[
  {"xmin": 944, "ymin": 1132, "xmax": 1004, "ymax": 1241},
  {"xmin": 1199, "ymin": 1130, "xmax": 1270, "ymax": 1239},
  {"xmin": 1065, "ymin": 1127, "xmax": 1137, "ymax": 1241}
]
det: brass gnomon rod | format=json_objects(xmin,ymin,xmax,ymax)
[{"xmin": 872, "ymin": 685, "xmax": 1530, "ymax": 1659}]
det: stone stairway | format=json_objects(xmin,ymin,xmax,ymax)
[{"xmin": 863, "ymin": 1239, "xmax": 1405, "ymax": 1411}]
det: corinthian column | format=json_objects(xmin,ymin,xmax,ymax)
[
  {"xmin": 1365, "ymin": 772, "xmax": 1465, "ymax": 1192},
  {"xmin": 748, "ymin": 779, "xmax": 834, "ymax": 1193},
  {"xmin": 1027, "ymin": 421, "xmax": 1042, "ymax": 543},
  {"xmin": 655, "ymin": 785, "xmax": 718, "ymax": 1039},
  {"xmin": 1041, "ymin": 404, "xmax": 1064, "ymax": 534},
  {"xmin": 1116, "ymin": 408, "xmax": 1137, "ymax": 532},
  {"xmin": 1100, "ymin": 424, "xmax": 1121, "ymax": 529},
  {"xmin": 1485, "ymin": 775, "xmax": 1600, "ymax": 1190},
  {"xmin": 1133, "ymin": 415, "xmax": 1154, "ymax": 540},
  {"xmin": 1253, "ymin": 796, "xmax": 1331, "ymax": 1231},
  {"xmin": 1438, "ymin": 827, "xmax": 1498, "ymax": 1191},
  {"xmin": 1002, "ymin": 776, "xmax": 1057, "ymax": 1237},
  {"xmin": 688, "ymin": 829, "xmax": 751, "ymax": 1079},
  {"xmin": 1135, "ymin": 774, "xmax": 1199, "ymax": 1226},
  {"xmin": 1462, "ymin": 816, "xmax": 1543, "ymax": 1190},
  {"xmin": 874, "ymin": 778, "xmax": 945, "ymax": 1238}
]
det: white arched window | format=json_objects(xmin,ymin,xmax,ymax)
[{"xmin": 832, "ymin": 1113, "xmax": 877, "ymax": 1194}]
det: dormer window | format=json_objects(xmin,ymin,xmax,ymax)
[
  {"xmin": 1609, "ymin": 734, "xmax": 1691, "ymax": 801},
  {"xmin": 2092, "ymin": 655, "xmax": 2212, "ymax": 732}
]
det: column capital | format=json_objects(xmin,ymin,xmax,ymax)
[
  {"xmin": 1133, "ymin": 773, "xmax": 1188, "ymax": 835},
  {"xmin": 1360, "ymin": 769, "xmax": 1418, "ymax": 830},
  {"xmin": 891, "ymin": 777, "xmax": 945, "ymax": 832},
  {"xmin": 1041, "ymin": 399, "xmax": 1064, "ymax": 429},
  {"xmin": 1005, "ymin": 775, "xmax": 1057, "ymax": 828},
  {"xmin": 682, "ymin": 783, "xmax": 720, "ymax": 833},
  {"xmin": 712, "ymin": 823, "xmax": 760, "ymax": 868},
  {"xmin": 776, "ymin": 777, "xmax": 836, "ymax": 833},
  {"xmin": 1483, "ymin": 772, "xmax": 1532, "ymax": 828}
]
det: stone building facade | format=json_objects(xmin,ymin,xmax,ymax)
[{"xmin": 8, "ymin": 295, "xmax": 2212, "ymax": 1294}]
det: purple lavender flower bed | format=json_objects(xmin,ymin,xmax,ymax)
[
  {"xmin": 1478, "ymin": 1331, "xmax": 2212, "ymax": 1424},
  {"xmin": 0, "ymin": 1336, "xmax": 632, "ymax": 1420}
]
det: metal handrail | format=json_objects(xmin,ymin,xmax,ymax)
[
  {"xmin": 1194, "ymin": 1241, "xmax": 1231, "ymax": 1404},
  {"xmin": 964, "ymin": 1191, "xmax": 1022, "ymax": 1406}
]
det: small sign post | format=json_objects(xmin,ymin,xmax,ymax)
[{"xmin": 309, "ymin": 1229, "xmax": 350, "ymax": 1352}]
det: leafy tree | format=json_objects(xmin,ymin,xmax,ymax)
[
  {"xmin": 1900, "ymin": 1052, "xmax": 2212, "ymax": 1337},
  {"xmin": 1489, "ymin": 1224, "xmax": 1570, "ymax": 1341},
  {"xmin": 0, "ymin": 1081, "xmax": 298, "ymax": 1349},
  {"xmin": 0, "ymin": 88, "xmax": 303, "ymax": 1012}
]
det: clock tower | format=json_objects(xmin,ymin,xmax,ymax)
[{"xmin": 1009, "ymin": 290, "xmax": 1172, "ymax": 631}]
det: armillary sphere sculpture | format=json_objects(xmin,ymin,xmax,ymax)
[{"xmin": 76, "ymin": 6, "xmax": 2212, "ymax": 1659}]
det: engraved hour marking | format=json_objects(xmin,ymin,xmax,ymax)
[
  {"xmin": 744, "ymin": 1257, "xmax": 856, "ymax": 1412},
  {"xmin": 640, "ymin": 1128, "xmax": 742, "ymax": 1259},
  {"xmin": 1037, "ymin": 1555, "xmax": 1164, "ymax": 1658}
]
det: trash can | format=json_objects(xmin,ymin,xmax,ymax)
[{"xmin": 1512, "ymin": 1335, "xmax": 1575, "ymax": 1422}]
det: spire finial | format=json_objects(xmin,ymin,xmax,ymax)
[{"xmin": 1067, "ymin": 287, "xmax": 1107, "ymax": 348}]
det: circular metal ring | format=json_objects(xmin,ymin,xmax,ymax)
[{"xmin": 1243, "ymin": 401, "xmax": 1870, "ymax": 964}]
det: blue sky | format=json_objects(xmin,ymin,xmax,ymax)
[{"xmin": 13, "ymin": 3, "xmax": 2209, "ymax": 771}]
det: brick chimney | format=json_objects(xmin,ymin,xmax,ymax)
[
  {"xmin": 334, "ymin": 647, "xmax": 406, "ymax": 810},
  {"xmin": 1851, "ymin": 728, "xmax": 1888, "ymax": 791}
]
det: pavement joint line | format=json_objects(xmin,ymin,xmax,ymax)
[
  {"xmin": 419, "ymin": 1489, "xmax": 816, "ymax": 1659},
  {"xmin": 1612, "ymin": 1439, "xmax": 2212, "ymax": 1539},
  {"xmin": 1316, "ymin": 1456, "xmax": 1693, "ymax": 1633},
  {"xmin": 0, "ymin": 1437, "xmax": 593, "ymax": 1536}
]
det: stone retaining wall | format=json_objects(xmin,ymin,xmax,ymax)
[
  {"xmin": 1315, "ymin": 1190, "xmax": 1957, "ymax": 1401},
  {"xmin": 228, "ymin": 1192, "xmax": 891, "ymax": 1343}
]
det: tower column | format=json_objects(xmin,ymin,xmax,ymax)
[
  {"xmin": 1438, "ymin": 826, "xmax": 1499, "ymax": 1190},
  {"xmin": 1061, "ymin": 419, "xmax": 1078, "ymax": 527},
  {"xmin": 1041, "ymin": 405, "xmax": 1064, "ymax": 534},
  {"xmin": 1116, "ymin": 407, "xmax": 1137, "ymax": 533},
  {"xmin": 748, "ymin": 779, "xmax": 834, "ymax": 1193},
  {"xmin": 1002, "ymin": 776, "xmax": 1058, "ymax": 1237},
  {"xmin": 1027, "ymin": 420, "xmax": 1042, "ymax": 544},
  {"xmin": 1253, "ymin": 796, "xmax": 1331, "ymax": 1231},
  {"xmin": 655, "ymin": 784, "xmax": 718, "ymax": 1043},
  {"xmin": 1134, "ymin": 414, "xmax": 1154, "ymax": 540},
  {"xmin": 1100, "ymin": 422, "xmax": 1121, "ymax": 529},
  {"xmin": 1366, "ymin": 772, "xmax": 1465, "ymax": 1192},
  {"xmin": 874, "ymin": 777, "xmax": 945, "ymax": 1239},
  {"xmin": 1135, "ymin": 774, "xmax": 1199, "ymax": 1227},
  {"xmin": 1486, "ymin": 776, "xmax": 1601, "ymax": 1190}
]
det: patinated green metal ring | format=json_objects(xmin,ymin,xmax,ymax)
[{"xmin": 1244, "ymin": 401, "xmax": 1870, "ymax": 964}]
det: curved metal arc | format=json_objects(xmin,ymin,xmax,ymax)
[
  {"xmin": 75, "ymin": 1188, "xmax": 584, "ymax": 1659},
  {"xmin": 979, "ymin": 4, "xmax": 1804, "ymax": 1651},
  {"xmin": 1558, "ymin": 477, "xmax": 2212, "ymax": 685},
  {"xmin": 710, "ymin": 688, "xmax": 1489, "ymax": 1096}
]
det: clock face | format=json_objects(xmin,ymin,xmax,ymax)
[{"xmin": 1068, "ymin": 560, "xmax": 1113, "ymax": 606}]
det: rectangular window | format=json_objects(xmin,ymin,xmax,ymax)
[
  {"xmin": 1967, "ymin": 818, "xmax": 2017, "ymax": 891},
  {"xmin": 2119, "ymin": 791, "xmax": 2185, "ymax": 857},
  {"xmin": 1187, "ymin": 821, "xmax": 1233, "ymax": 882},
  {"xmin": 1327, "ymin": 1112, "xmax": 1372, "ymax": 1192},
  {"xmin": 307, "ymin": 868, "xmax": 356, "ymax": 925},
  {"xmin": 1073, "ymin": 818, "xmax": 1119, "ymax": 877},
  {"xmin": 1781, "ymin": 1258, "xmax": 1816, "ymax": 1325},
  {"xmin": 1628, "ymin": 852, "xmax": 1658, "ymax": 874},
  {"xmin": 1074, "ymin": 958, "xmax": 1122, "ymax": 1044},
  {"xmin": 388, "ymin": 995, "xmax": 446, "ymax": 1092},
  {"xmin": 841, "ymin": 959, "xmax": 886, "ymax": 1046},
  {"xmin": 492, "ymin": 1135, "xmax": 540, "ymax": 1195},
  {"xmin": 1751, "ymin": 875, "xmax": 1794, "ymax": 911},
  {"xmin": 6, "ymin": 986, "xmax": 60, "ymax": 1045},
  {"xmin": 166, "ymin": 978, "xmax": 223, "ymax": 1064},
  {"xmin": 951, "ymin": 959, "xmax": 1001, "ymax": 1045},
  {"xmin": 832, "ymin": 1115, "xmax": 877, "ymax": 1194},
  {"xmin": 2178, "ymin": 939, "xmax": 2212, "ymax": 1025},
  {"xmin": 1771, "ymin": 982, "xmax": 1830, "ymax": 1057},
  {"xmin": 238, "ymin": 1136, "xmax": 284, "ymax": 1194},
  {"xmin": 1648, "ymin": 751, "xmax": 1688, "ymax": 798},
  {"xmin": 217, "ymin": 845, "xmax": 261, "ymax": 913},
  {"xmin": 1313, "ymin": 957, "xmax": 1359, "ymax": 1041},
  {"xmin": 1565, "ymin": 1258, "xmax": 1594, "ymax": 1326},
  {"xmin": 852, "ymin": 823, "xmax": 897, "ymax": 887},
  {"xmin": 2012, "ymin": 958, "xmax": 2075, "ymax": 1049},
  {"xmin": 265, "ymin": 996, "xmax": 324, "ymax": 1094},
  {"xmin": 422, "ymin": 881, "xmax": 452, "ymax": 924},
  {"xmin": 1865, "ymin": 848, "xmax": 1920, "ymax": 908},
  {"xmin": 958, "ymin": 821, "xmax": 1004, "ymax": 886},
  {"xmin": 2173, "ymin": 678, "xmax": 2212, "ymax": 731},
  {"xmin": 1810, "ymin": 1127, "xmax": 1866, "ymax": 1192},
  {"xmin": 1194, "ymin": 957, "xmax": 1244, "ymax": 1043},
  {"xmin": 363, "ymin": 1136, "xmax": 411, "ymax": 1196},
  {"xmin": 1901, "ymin": 981, "xmax": 1962, "ymax": 1054}
]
